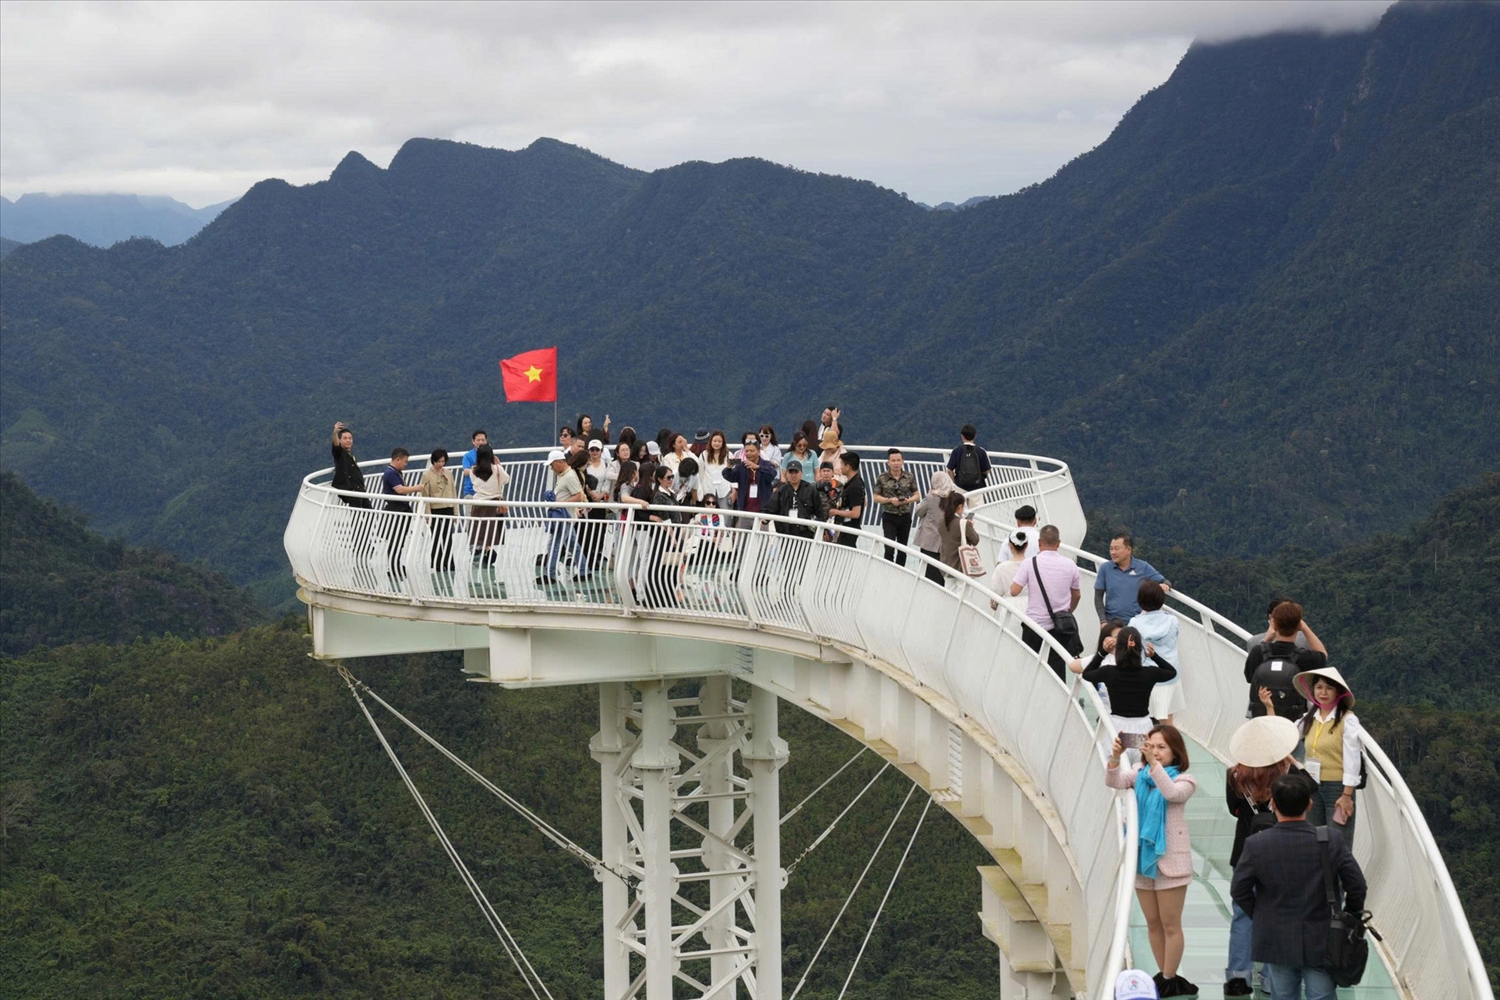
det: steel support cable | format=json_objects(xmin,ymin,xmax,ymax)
[
  {"xmin": 780, "ymin": 746, "xmax": 868, "ymax": 825},
  {"xmin": 339, "ymin": 668, "xmax": 553, "ymax": 1000},
  {"xmin": 787, "ymin": 782, "xmax": 917, "ymax": 1000},
  {"xmin": 784, "ymin": 761, "xmax": 891, "ymax": 878},
  {"xmin": 343, "ymin": 669, "xmax": 636, "ymax": 889},
  {"xmin": 836, "ymin": 797, "xmax": 934, "ymax": 1000}
]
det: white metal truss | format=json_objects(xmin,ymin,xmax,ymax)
[{"xmin": 591, "ymin": 676, "xmax": 789, "ymax": 999}]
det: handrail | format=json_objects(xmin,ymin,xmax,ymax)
[
  {"xmin": 285, "ymin": 472, "xmax": 1133, "ymax": 996},
  {"xmin": 316, "ymin": 442, "xmax": 1086, "ymax": 547},
  {"xmin": 966, "ymin": 507, "xmax": 1494, "ymax": 1000}
]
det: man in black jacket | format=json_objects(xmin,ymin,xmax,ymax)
[
  {"xmin": 1231, "ymin": 774, "xmax": 1366, "ymax": 1000},
  {"xmin": 762, "ymin": 460, "xmax": 820, "ymax": 539},
  {"xmin": 331, "ymin": 422, "xmax": 371, "ymax": 507}
]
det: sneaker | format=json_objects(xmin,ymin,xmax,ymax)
[
  {"xmin": 1223, "ymin": 978, "xmax": 1252, "ymax": 997},
  {"xmin": 1170, "ymin": 975, "xmax": 1198, "ymax": 996}
]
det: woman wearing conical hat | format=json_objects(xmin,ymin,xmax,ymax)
[
  {"xmin": 1291, "ymin": 666, "xmax": 1362, "ymax": 846},
  {"xmin": 1221, "ymin": 715, "xmax": 1316, "ymax": 997}
]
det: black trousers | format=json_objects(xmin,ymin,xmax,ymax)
[
  {"xmin": 881, "ymin": 512, "xmax": 912, "ymax": 565},
  {"xmin": 429, "ymin": 509, "xmax": 456, "ymax": 570},
  {"xmin": 1023, "ymin": 621, "xmax": 1069, "ymax": 681},
  {"xmin": 921, "ymin": 548, "xmax": 944, "ymax": 584}
]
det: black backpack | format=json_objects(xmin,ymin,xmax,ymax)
[
  {"xmin": 1250, "ymin": 643, "xmax": 1306, "ymax": 717},
  {"xmin": 955, "ymin": 445, "xmax": 985, "ymax": 490}
]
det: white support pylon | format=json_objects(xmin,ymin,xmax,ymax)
[{"xmin": 595, "ymin": 677, "xmax": 788, "ymax": 999}]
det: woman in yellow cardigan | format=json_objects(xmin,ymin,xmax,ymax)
[{"xmin": 1292, "ymin": 666, "xmax": 1362, "ymax": 845}]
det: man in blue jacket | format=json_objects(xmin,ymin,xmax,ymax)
[{"xmin": 721, "ymin": 440, "xmax": 779, "ymax": 528}]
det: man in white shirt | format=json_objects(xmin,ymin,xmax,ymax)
[
  {"xmin": 543, "ymin": 450, "xmax": 589, "ymax": 584},
  {"xmin": 1010, "ymin": 505, "xmax": 1039, "ymax": 561},
  {"xmin": 1010, "ymin": 524, "xmax": 1082, "ymax": 680}
]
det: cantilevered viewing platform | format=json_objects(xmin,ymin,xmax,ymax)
[{"xmin": 284, "ymin": 444, "xmax": 1490, "ymax": 1000}]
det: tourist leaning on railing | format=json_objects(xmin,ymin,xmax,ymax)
[{"xmin": 1106, "ymin": 724, "xmax": 1199, "ymax": 998}]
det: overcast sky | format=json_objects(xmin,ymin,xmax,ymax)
[{"xmin": 1, "ymin": 0, "xmax": 1393, "ymax": 208}]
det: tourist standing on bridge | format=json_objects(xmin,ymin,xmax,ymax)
[
  {"xmin": 947, "ymin": 424, "xmax": 991, "ymax": 492},
  {"xmin": 762, "ymin": 459, "xmax": 819, "ymax": 539},
  {"xmin": 912, "ymin": 471, "xmax": 955, "ymax": 585},
  {"xmin": 872, "ymin": 448, "xmax": 919, "ymax": 565},
  {"xmin": 1245, "ymin": 602, "xmax": 1327, "ymax": 720},
  {"xmin": 828, "ymin": 453, "xmax": 866, "ymax": 547},
  {"xmin": 1106, "ymin": 725, "xmax": 1198, "ymax": 998},
  {"xmin": 1071, "ymin": 625, "xmax": 1175, "ymax": 751},
  {"xmin": 1292, "ymin": 667, "xmax": 1362, "ymax": 848},
  {"xmin": 935, "ymin": 491, "xmax": 979, "ymax": 575},
  {"xmin": 816, "ymin": 428, "xmax": 846, "ymax": 474},
  {"xmin": 700, "ymin": 431, "xmax": 732, "ymax": 508},
  {"xmin": 577, "ymin": 413, "xmax": 609, "ymax": 444},
  {"xmin": 330, "ymin": 422, "xmax": 369, "ymax": 507},
  {"xmin": 1231, "ymin": 773, "xmax": 1366, "ymax": 1000},
  {"xmin": 380, "ymin": 448, "xmax": 422, "ymax": 586},
  {"xmin": 662, "ymin": 432, "xmax": 691, "ymax": 476},
  {"xmin": 330, "ymin": 423, "xmax": 375, "ymax": 584},
  {"xmin": 467, "ymin": 444, "xmax": 509, "ymax": 566},
  {"xmin": 1223, "ymin": 716, "xmax": 1311, "ymax": 997},
  {"xmin": 988, "ymin": 528, "xmax": 1032, "ymax": 611},
  {"xmin": 757, "ymin": 425, "xmax": 782, "ymax": 466},
  {"xmin": 418, "ymin": 449, "xmax": 459, "ymax": 573},
  {"xmin": 1130, "ymin": 581, "xmax": 1182, "ymax": 724},
  {"xmin": 542, "ymin": 449, "xmax": 588, "ymax": 584},
  {"xmin": 1009, "ymin": 525, "xmax": 1083, "ymax": 679},
  {"xmin": 722, "ymin": 439, "xmax": 779, "ymax": 529},
  {"xmin": 1095, "ymin": 532, "xmax": 1171, "ymax": 621},
  {"xmin": 1010, "ymin": 505, "xmax": 1039, "ymax": 561},
  {"xmin": 781, "ymin": 431, "xmax": 817, "ymax": 483},
  {"xmin": 458, "ymin": 429, "xmax": 487, "ymax": 501},
  {"xmin": 817, "ymin": 405, "xmax": 844, "ymax": 444}
]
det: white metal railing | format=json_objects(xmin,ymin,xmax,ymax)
[
  {"xmin": 360, "ymin": 444, "xmax": 1084, "ymax": 547},
  {"xmin": 286, "ymin": 468, "xmax": 1133, "ymax": 996},
  {"xmin": 966, "ymin": 508, "xmax": 1494, "ymax": 1000}
]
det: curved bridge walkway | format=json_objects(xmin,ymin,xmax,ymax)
[{"xmin": 284, "ymin": 445, "xmax": 1488, "ymax": 1000}]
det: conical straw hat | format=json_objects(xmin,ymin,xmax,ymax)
[{"xmin": 1229, "ymin": 715, "xmax": 1300, "ymax": 768}]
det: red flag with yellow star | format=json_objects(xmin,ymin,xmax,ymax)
[{"xmin": 499, "ymin": 347, "xmax": 558, "ymax": 402}]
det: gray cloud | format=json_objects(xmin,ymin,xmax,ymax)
[{"xmin": 0, "ymin": 0, "xmax": 1393, "ymax": 207}]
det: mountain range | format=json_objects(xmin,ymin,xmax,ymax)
[
  {"xmin": 0, "ymin": 0, "xmax": 1495, "ymax": 610},
  {"xmin": 0, "ymin": 192, "xmax": 236, "ymax": 248}
]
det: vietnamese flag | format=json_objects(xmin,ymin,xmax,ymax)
[{"xmin": 499, "ymin": 347, "xmax": 558, "ymax": 402}]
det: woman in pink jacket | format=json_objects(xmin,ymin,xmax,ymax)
[{"xmin": 1106, "ymin": 724, "xmax": 1198, "ymax": 998}]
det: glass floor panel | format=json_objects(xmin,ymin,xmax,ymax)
[{"xmin": 1126, "ymin": 736, "xmax": 1398, "ymax": 999}]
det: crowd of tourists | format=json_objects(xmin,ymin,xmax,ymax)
[{"xmin": 329, "ymin": 416, "xmax": 1370, "ymax": 1000}]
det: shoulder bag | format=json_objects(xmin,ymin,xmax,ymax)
[
  {"xmin": 1317, "ymin": 826, "xmax": 1379, "ymax": 987},
  {"xmin": 1031, "ymin": 556, "xmax": 1085, "ymax": 655},
  {"xmin": 957, "ymin": 516, "xmax": 986, "ymax": 577}
]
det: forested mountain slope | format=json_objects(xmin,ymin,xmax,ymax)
[
  {"xmin": 1110, "ymin": 472, "xmax": 1500, "ymax": 710},
  {"xmin": 1, "ymin": 0, "xmax": 1495, "ymax": 604},
  {"xmin": 0, "ymin": 627, "xmax": 999, "ymax": 998},
  {"xmin": 0, "ymin": 473, "xmax": 263, "ymax": 654}
]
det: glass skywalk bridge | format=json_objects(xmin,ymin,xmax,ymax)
[{"xmin": 283, "ymin": 444, "xmax": 1488, "ymax": 999}]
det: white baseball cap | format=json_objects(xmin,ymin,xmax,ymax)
[
  {"xmin": 547, "ymin": 450, "xmax": 567, "ymax": 463},
  {"xmin": 1114, "ymin": 969, "xmax": 1158, "ymax": 1000}
]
